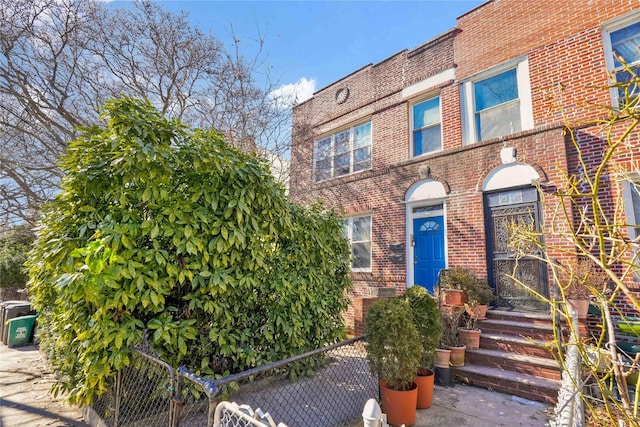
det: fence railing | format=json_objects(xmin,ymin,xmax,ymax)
[{"xmin": 84, "ymin": 335, "xmax": 377, "ymax": 427}]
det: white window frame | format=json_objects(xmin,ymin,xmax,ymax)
[
  {"xmin": 621, "ymin": 177, "xmax": 640, "ymax": 280},
  {"xmin": 410, "ymin": 95, "xmax": 442, "ymax": 158},
  {"xmin": 344, "ymin": 214, "xmax": 372, "ymax": 272},
  {"xmin": 602, "ymin": 11, "xmax": 640, "ymax": 108},
  {"xmin": 460, "ymin": 57, "xmax": 533, "ymax": 145},
  {"xmin": 313, "ymin": 121, "xmax": 372, "ymax": 183}
]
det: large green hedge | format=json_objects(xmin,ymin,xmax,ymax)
[{"xmin": 27, "ymin": 97, "xmax": 351, "ymax": 404}]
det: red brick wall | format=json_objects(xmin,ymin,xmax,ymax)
[{"xmin": 290, "ymin": 1, "xmax": 640, "ymax": 322}]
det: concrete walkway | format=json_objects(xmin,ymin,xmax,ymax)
[
  {"xmin": 415, "ymin": 382, "xmax": 552, "ymax": 426},
  {"xmin": 0, "ymin": 343, "xmax": 87, "ymax": 427}
]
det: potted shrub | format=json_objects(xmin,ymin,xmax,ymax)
[
  {"xmin": 365, "ymin": 296, "xmax": 421, "ymax": 426},
  {"xmin": 462, "ymin": 277, "xmax": 494, "ymax": 320},
  {"xmin": 558, "ymin": 258, "xmax": 606, "ymax": 319},
  {"xmin": 440, "ymin": 306, "xmax": 466, "ymax": 367},
  {"xmin": 438, "ymin": 267, "xmax": 476, "ymax": 307},
  {"xmin": 459, "ymin": 304, "xmax": 481, "ymax": 350},
  {"xmin": 405, "ymin": 286, "xmax": 442, "ymax": 409}
]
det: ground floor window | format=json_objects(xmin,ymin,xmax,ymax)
[{"xmin": 344, "ymin": 215, "xmax": 372, "ymax": 271}]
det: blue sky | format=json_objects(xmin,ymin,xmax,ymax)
[{"xmin": 112, "ymin": 1, "xmax": 484, "ymax": 102}]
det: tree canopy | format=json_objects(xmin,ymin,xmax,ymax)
[
  {"xmin": 1, "ymin": 0, "xmax": 290, "ymax": 227},
  {"xmin": 27, "ymin": 97, "xmax": 351, "ymax": 405}
]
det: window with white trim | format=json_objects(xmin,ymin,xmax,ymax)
[
  {"xmin": 412, "ymin": 96, "xmax": 441, "ymax": 157},
  {"xmin": 461, "ymin": 58, "xmax": 533, "ymax": 144},
  {"xmin": 313, "ymin": 122, "xmax": 371, "ymax": 182},
  {"xmin": 622, "ymin": 178, "xmax": 640, "ymax": 279},
  {"xmin": 344, "ymin": 215, "xmax": 372, "ymax": 270},
  {"xmin": 604, "ymin": 17, "xmax": 640, "ymax": 106}
]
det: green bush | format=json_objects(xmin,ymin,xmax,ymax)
[
  {"xmin": 404, "ymin": 286, "xmax": 442, "ymax": 367},
  {"xmin": 0, "ymin": 226, "xmax": 34, "ymax": 290},
  {"xmin": 365, "ymin": 297, "xmax": 421, "ymax": 391},
  {"xmin": 26, "ymin": 97, "xmax": 351, "ymax": 404}
]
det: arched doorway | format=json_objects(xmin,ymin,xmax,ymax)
[
  {"xmin": 405, "ymin": 179, "xmax": 447, "ymax": 293},
  {"xmin": 483, "ymin": 163, "xmax": 548, "ymax": 308}
]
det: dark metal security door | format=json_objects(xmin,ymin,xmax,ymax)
[{"xmin": 485, "ymin": 188, "xmax": 548, "ymax": 309}]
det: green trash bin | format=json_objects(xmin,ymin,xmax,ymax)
[{"xmin": 6, "ymin": 314, "xmax": 37, "ymax": 348}]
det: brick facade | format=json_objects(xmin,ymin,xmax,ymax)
[{"xmin": 290, "ymin": 0, "xmax": 640, "ymax": 334}]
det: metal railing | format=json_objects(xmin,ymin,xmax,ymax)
[{"xmin": 85, "ymin": 336, "xmax": 377, "ymax": 427}]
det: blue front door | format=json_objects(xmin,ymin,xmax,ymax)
[{"xmin": 413, "ymin": 216, "xmax": 445, "ymax": 293}]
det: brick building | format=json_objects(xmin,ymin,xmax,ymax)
[{"xmin": 290, "ymin": 0, "xmax": 640, "ymax": 361}]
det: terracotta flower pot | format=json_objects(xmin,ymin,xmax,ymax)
[
  {"xmin": 414, "ymin": 367, "xmax": 435, "ymax": 409},
  {"xmin": 459, "ymin": 328, "xmax": 481, "ymax": 350},
  {"xmin": 446, "ymin": 345, "xmax": 466, "ymax": 367},
  {"xmin": 380, "ymin": 380, "xmax": 418, "ymax": 427},
  {"xmin": 567, "ymin": 299, "xmax": 589, "ymax": 319},
  {"xmin": 472, "ymin": 304, "xmax": 488, "ymax": 320},
  {"xmin": 443, "ymin": 289, "xmax": 465, "ymax": 306},
  {"xmin": 435, "ymin": 348, "xmax": 451, "ymax": 368}
]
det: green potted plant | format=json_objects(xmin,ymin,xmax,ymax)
[
  {"xmin": 440, "ymin": 306, "xmax": 466, "ymax": 367},
  {"xmin": 459, "ymin": 304, "xmax": 481, "ymax": 349},
  {"xmin": 462, "ymin": 277, "xmax": 494, "ymax": 320},
  {"xmin": 365, "ymin": 296, "xmax": 421, "ymax": 426},
  {"xmin": 405, "ymin": 286, "xmax": 442, "ymax": 409},
  {"xmin": 438, "ymin": 267, "xmax": 476, "ymax": 307},
  {"xmin": 558, "ymin": 258, "xmax": 606, "ymax": 320}
]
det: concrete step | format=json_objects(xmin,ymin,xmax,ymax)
[
  {"xmin": 485, "ymin": 309, "xmax": 552, "ymax": 324},
  {"xmin": 480, "ymin": 332, "xmax": 557, "ymax": 359},
  {"xmin": 465, "ymin": 348, "xmax": 561, "ymax": 381},
  {"xmin": 452, "ymin": 364, "xmax": 561, "ymax": 404},
  {"xmin": 478, "ymin": 318, "xmax": 556, "ymax": 340}
]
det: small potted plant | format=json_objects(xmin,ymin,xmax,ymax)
[
  {"xmin": 405, "ymin": 286, "xmax": 442, "ymax": 409},
  {"xmin": 558, "ymin": 258, "xmax": 606, "ymax": 319},
  {"xmin": 440, "ymin": 306, "xmax": 466, "ymax": 367},
  {"xmin": 459, "ymin": 304, "xmax": 481, "ymax": 349},
  {"xmin": 365, "ymin": 296, "xmax": 421, "ymax": 426},
  {"xmin": 462, "ymin": 277, "xmax": 494, "ymax": 320},
  {"xmin": 438, "ymin": 267, "xmax": 476, "ymax": 307}
]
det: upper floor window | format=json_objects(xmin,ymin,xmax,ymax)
[
  {"xmin": 313, "ymin": 122, "xmax": 371, "ymax": 182},
  {"xmin": 604, "ymin": 18, "xmax": 640, "ymax": 106},
  {"xmin": 461, "ymin": 58, "xmax": 533, "ymax": 144},
  {"xmin": 622, "ymin": 178, "xmax": 640, "ymax": 279},
  {"xmin": 344, "ymin": 215, "xmax": 372, "ymax": 271},
  {"xmin": 412, "ymin": 96, "xmax": 442, "ymax": 157}
]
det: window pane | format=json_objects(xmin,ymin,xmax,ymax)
[
  {"xmin": 631, "ymin": 181, "xmax": 640, "ymax": 225},
  {"xmin": 335, "ymin": 130, "xmax": 350, "ymax": 154},
  {"xmin": 615, "ymin": 66, "xmax": 640, "ymax": 101},
  {"xmin": 611, "ymin": 22, "xmax": 640, "ymax": 68},
  {"xmin": 352, "ymin": 216, "xmax": 371, "ymax": 242},
  {"xmin": 334, "ymin": 152, "xmax": 350, "ymax": 176},
  {"xmin": 475, "ymin": 68, "xmax": 518, "ymax": 111},
  {"xmin": 476, "ymin": 99, "xmax": 521, "ymax": 141},
  {"xmin": 353, "ymin": 123, "xmax": 371, "ymax": 148},
  {"xmin": 352, "ymin": 242, "xmax": 371, "ymax": 269},
  {"xmin": 353, "ymin": 146, "xmax": 371, "ymax": 172},
  {"xmin": 314, "ymin": 137, "xmax": 331, "ymax": 156},
  {"xmin": 413, "ymin": 124, "xmax": 442, "ymax": 156},
  {"xmin": 413, "ymin": 97, "xmax": 440, "ymax": 130},
  {"xmin": 314, "ymin": 158, "xmax": 331, "ymax": 182}
]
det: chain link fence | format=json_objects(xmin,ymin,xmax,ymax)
[{"xmin": 84, "ymin": 336, "xmax": 377, "ymax": 427}]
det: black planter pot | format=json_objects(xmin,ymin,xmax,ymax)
[{"xmin": 434, "ymin": 365, "xmax": 452, "ymax": 387}]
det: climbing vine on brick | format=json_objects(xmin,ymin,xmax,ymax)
[{"xmin": 27, "ymin": 97, "xmax": 351, "ymax": 405}]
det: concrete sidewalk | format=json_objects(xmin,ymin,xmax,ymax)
[
  {"xmin": 0, "ymin": 343, "xmax": 87, "ymax": 427},
  {"xmin": 414, "ymin": 382, "xmax": 552, "ymax": 426}
]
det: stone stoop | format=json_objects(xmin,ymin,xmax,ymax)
[{"xmin": 452, "ymin": 309, "xmax": 562, "ymax": 404}]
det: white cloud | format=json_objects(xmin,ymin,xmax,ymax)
[{"xmin": 269, "ymin": 77, "xmax": 315, "ymax": 110}]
